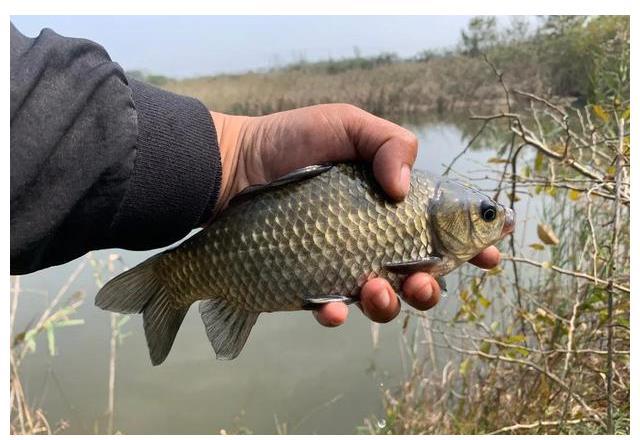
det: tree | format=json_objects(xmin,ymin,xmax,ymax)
[{"xmin": 460, "ymin": 16, "xmax": 498, "ymax": 57}]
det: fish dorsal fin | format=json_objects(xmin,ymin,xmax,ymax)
[
  {"xmin": 199, "ymin": 298, "xmax": 259, "ymax": 360},
  {"xmin": 230, "ymin": 163, "xmax": 333, "ymax": 205}
]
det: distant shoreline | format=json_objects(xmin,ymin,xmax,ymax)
[{"xmin": 154, "ymin": 55, "xmax": 545, "ymax": 118}]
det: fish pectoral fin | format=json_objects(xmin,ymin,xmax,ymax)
[
  {"xmin": 303, "ymin": 295, "xmax": 357, "ymax": 310},
  {"xmin": 383, "ymin": 257, "xmax": 443, "ymax": 275},
  {"xmin": 199, "ymin": 298, "xmax": 259, "ymax": 360},
  {"xmin": 230, "ymin": 164, "xmax": 333, "ymax": 205}
]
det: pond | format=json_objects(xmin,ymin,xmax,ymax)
[{"xmin": 12, "ymin": 117, "xmax": 538, "ymax": 434}]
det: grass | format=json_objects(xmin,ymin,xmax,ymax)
[
  {"xmin": 161, "ymin": 55, "xmax": 542, "ymax": 118},
  {"xmin": 10, "ymin": 253, "xmax": 130, "ymax": 435},
  {"xmin": 359, "ymin": 73, "xmax": 630, "ymax": 434}
]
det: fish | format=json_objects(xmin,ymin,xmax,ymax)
[{"xmin": 96, "ymin": 162, "xmax": 515, "ymax": 365}]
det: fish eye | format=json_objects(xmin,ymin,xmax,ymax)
[{"xmin": 480, "ymin": 200, "xmax": 497, "ymax": 222}]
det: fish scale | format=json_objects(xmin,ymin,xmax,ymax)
[
  {"xmin": 96, "ymin": 161, "xmax": 513, "ymax": 364},
  {"xmin": 156, "ymin": 163, "xmax": 434, "ymax": 312}
]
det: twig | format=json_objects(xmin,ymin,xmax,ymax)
[
  {"xmin": 107, "ymin": 313, "xmax": 117, "ymax": 435},
  {"xmin": 605, "ymin": 116, "xmax": 625, "ymax": 434},
  {"xmin": 444, "ymin": 119, "xmax": 490, "ymax": 175},
  {"xmin": 512, "ymin": 89, "xmax": 567, "ymax": 117},
  {"xmin": 503, "ymin": 256, "xmax": 629, "ymax": 294},
  {"xmin": 487, "ymin": 418, "xmax": 588, "ymax": 434},
  {"xmin": 11, "ymin": 276, "xmax": 20, "ymax": 335},
  {"xmin": 442, "ymin": 335, "xmax": 605, "ymax": 427}
]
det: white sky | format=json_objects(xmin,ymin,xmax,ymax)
[{"xmin": 10, "ymin": 15, "xmax": 535, "ymax": 78}]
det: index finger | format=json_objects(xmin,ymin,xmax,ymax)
[{"xmin": 468, "ymin": 246, "xmax": 501, "ymax": 269}]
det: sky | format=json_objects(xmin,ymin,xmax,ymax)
[{"xmin": 10, "ymin": 15, "xmax": 483, "ymax": 78}]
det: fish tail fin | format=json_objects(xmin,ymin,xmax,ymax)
[
  {"xmin": 95, "ymin": 254, "xmax": 188, "ymax": 366},
  {"xmin": 199, "ymin": 298, "xmax": 259, "ymax": 360}
]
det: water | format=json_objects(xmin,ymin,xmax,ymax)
[{"xmin": 12, "ymin": 119, "xmax": 532, "ymax": 434}]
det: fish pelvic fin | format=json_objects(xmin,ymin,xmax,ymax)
[
  {"xmin": 95, "ymin": 253, "xmax": 188, "ymax": 366},
  {"xmin": 199, "ymin": 298, "xmax": 259, "ymax": 360}
]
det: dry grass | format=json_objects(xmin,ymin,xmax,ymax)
[
  {"xmin": 361, "ymin": 67, "xmax": 630, "ymax": 435},
  {"xmin": 163, "ymin": 56, "xmax": 544, "ymax": 117}
]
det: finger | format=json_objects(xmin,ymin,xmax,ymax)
[
  {"xmin": 313, "ymin": 302, "xmax": 349, "ymax": 327},
  {"xmin": 402, "ymin": 273, "xmax": 441, "ymax": 311},
  {"xmin": 359, "ymin": 278, "xmax": 401, "ymax": 323},
  {"xmin": 342, "ymin": 106, "xmax": 419, "ymax": 201},
  {"xmin": 469, "ymin": 246, "xmax": 501, "ymax": 269}
]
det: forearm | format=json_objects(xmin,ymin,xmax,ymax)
[{"xmin": 10, "ymin": 23, "xmax": 221, "ymax": 274}]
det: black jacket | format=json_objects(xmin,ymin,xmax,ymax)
[{"xmin": 10, "ymin": 23, "xmax": 222, "ymax": 274}]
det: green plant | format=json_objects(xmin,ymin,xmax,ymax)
[{"xmin": 364, "ymin": 59, "xmax": 629, "ymax": 435}]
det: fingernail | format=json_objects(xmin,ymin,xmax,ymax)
[
  {"xmin": 372, "ymin": 287, "xmax": 391, "ymax": 310},
  {"xmin": 399, "ymin": 164, "xmax": 411, "ymax": 196}
]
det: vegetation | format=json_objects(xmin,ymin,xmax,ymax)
[
  {"xmin": 360, "ymin": 21, "xmax": 630, "ymax": 433},
  {"xmin": 12, "ymin": 15, "xmax": 629, "ymax": 435},
  {"xmin": 10, "ymin": 254, "xmax": 129, "ymax": 434},
  {"xmin": 148, "ymin": 16, "xmax": 629, "ymax": 118}
]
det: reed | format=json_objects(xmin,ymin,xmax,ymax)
[{"xmin": 361, "ymin": 57, "xmax": 630, "ymax": 435}]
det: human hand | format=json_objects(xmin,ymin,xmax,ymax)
[{"xmin": 209, "ymin": 104, "xmax": 500, "ymax": 326}]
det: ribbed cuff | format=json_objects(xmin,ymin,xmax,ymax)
[{"xmin": 109, "ymin": 78, "xmax": 221, "ymax": 249}]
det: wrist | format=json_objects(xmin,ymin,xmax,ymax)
[{"xmin": 210, "ymin": 111, "xmax": 252, "ymax": 216}]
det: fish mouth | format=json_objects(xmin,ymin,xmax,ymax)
[{"xmin": 501, "ymin": 208, "xmax": 515, "ymax": 237}]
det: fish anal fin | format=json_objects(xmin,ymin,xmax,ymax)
[
  {"xmin": 383, "ymin": 257, "xmax": 443, "ymax": 275},
  {"xmin": 143, "ymin": 290, "xmax": 189, "ymax": 366},
  {"xmin": 230, "ymin": 164, "xmax": 333, "ymax": 205},
  {"xmin": 199, "ymin": 298, "xmax": 259, "ymax": 360}
]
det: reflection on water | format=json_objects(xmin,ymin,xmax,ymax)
[{"xmin": 12, "ymin": 119, "xmax": 529, "ymax": 434}]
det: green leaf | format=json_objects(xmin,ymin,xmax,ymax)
[
  {"xmin": 459, "ymin": 358, "xmax": 472, "ymax": 377},
  {"xmin": 487, "ymin": 157, "xmax": 509, "ymax": 164},
  {"xmin": 616, "ymin": 317, "xmax": 630, "ymax": 328},
  {"xmin": 534, "ymin": 151, "xmax": 544, "ymax": 173},
  {"xmin": 23, "ymin": 329, "xmax": 37, "ymax": 343},
  {"xmin": 529, "ymin": 243, "xmax": 545, "ymax": 251},
  {"xmin": 621, "ymin": 106, "xmax": 630, "ymax": 120},
  {"xmin": 47, "ymin": 326, "xmax": 56, "ymax": 356},
  {"xmin": 505, "ymin": 334, "xmax": 526, "ymax": 344},
  {"xmin": 26, "ymin": 338, "xmax": 36, "ymax": 353},
  {"xmin": 116, "ymin": 315, "xmax": 131, "ymax": 328},
  {"xmin": 53, "ymin": 319, "xmax": 85, "ymax": 328},
  {"xmin": 480, "ymin": 341, "xmax": 491, "ymax": 354},
  {"xmin": 478, "ymin": 295, "xmax": 491, "ymax": 309},
  {"xmin": 509, "ymin": 347, "xmax": 530, "ymax": 357}
]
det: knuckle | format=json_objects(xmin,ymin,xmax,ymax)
[{"xmin": 336, "ymin": 103, "xmax": 362, "ymax": 116}]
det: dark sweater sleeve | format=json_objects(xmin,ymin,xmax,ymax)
[{"xmin": 10, "ymin": 23, "xmax": 221, "ymax": 275}]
